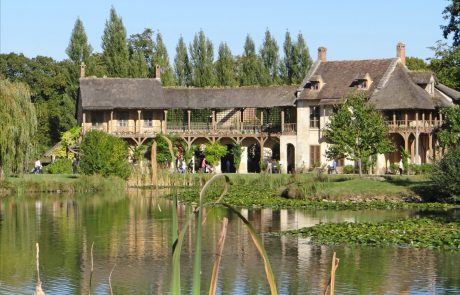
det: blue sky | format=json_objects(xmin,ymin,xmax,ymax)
[{"xmin": 0, "ymin": 0, "xmax": 451, "ymax": 62}]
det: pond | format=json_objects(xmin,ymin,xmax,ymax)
[{"xmin": 0, "ymin": 190, "xmax": 459, "ymax": 294}]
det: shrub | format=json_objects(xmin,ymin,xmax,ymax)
[
  {"xmin": 45, "ymin": 159, "xmax": 73, "ymax": 174},
  {"xmin": 431, "ymin": 146, "xmax": 460, "ymax": 201},
  {"xmin": 389, "ymin": 163, "xmax": 399, "ymax": 174},
  {"xmin": 79, "ymin": 130, "xmax": 131, "ymax": 180},
  {"xmin": 343, "ymin": 165, "xmax": 354, "ymax": 174},
  {"xmin": 204, "ymin": 142, "xmax": 227, "ymax": 166}
]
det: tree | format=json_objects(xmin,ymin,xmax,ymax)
[
  {"xmin": 429, "ymin": 42, "xmax": 460, "ymax": 91},
  {"xmin": 128, "ymin": 28, "xmax": 155, "ymax": 75},
  {"xmin": 101, "ymin": 7, "xmax": 130, "ymax": 77},
  {"xmin": 239, "ymin": 34, "xmax": 268, "ymax": 86},
  {"xmin": 79, "ymin": 130, "xmax": 131, "ymax": 179},
  {"xmin": 152, "ymin": 32, "xmax": 175, "ymax": 86},
  {"xmin": 129, "ymin": 50, "xmax": 149, "ymax": 78},
  {"xmin": 324, "ymin": 93, "xmax": 394, "ymax": 175},
  {"xmin": 281, "ymin": 31, "xmax": 294, "ymax": 84},
  {"xmin": 291, "ymin": 33, "xmax": 312, "ymax": 84},
  {"xmin": 437, "ymin": 105, "xmax": 460, "ymax": 148},
  {"xmin": 0, "ymin": 79, "xmax": 37, "ymax": 179},
  {"xmin": 204, "ymin": 141, "xmax": 227, "ymax": 168},
  {"xmin": 174, "ymin": 36, "xmax": 192, "ymax": 86},
  {"xmin": 66, "ymin": 18, "xmax": 92, "ymax": 80},
  {"xmin": 431, "ymin": 145, "xmax": 460, "ymax": 200},
  {"xmin": 260, "ymin": 29, "xmax": 280, "ymax": 84},
  {"xmin": 406, "ymin": 57, "xmax": 430, "ymax": 71},
  {"xmin": 441, "ymin": 0, "xmax": 460, "ymax": 47},
  {"xmin": 189, "ymin": 30, "xmax": 215, "ymax": 87},
  {"xmin": 215, "ymin": 42, "xmax": 237, "ymax": 86}
]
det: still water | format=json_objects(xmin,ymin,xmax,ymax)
[{"xmin": 0, "ymin": 190, "xmax": 459, "ymax": 294}]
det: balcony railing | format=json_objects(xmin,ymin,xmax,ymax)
[
  {"xmin": 283, "ymin": 123, "xmax": 297, "ymax": 134},
  {"xmin": 385, "ymin": 120, "xmax": 441, "ymax": 132}
]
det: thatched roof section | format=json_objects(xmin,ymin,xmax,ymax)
[
  {"xmin": 369, "ymin": 64, "xmax": 435, "ymax": 110},
  {"xmin": 436, "ymin": 84, "xmax": 460, "ymax": 103},
  {"xmin": 79, "ymin": 78, "xmax": 296, "ymax": 110},
  {"xmin": 409, "ymin": 71, "xmax": 434, "ymax": 84},
  {"xmin": 298, "ymin": 59, "xmax": 396, "ymax": 101}
]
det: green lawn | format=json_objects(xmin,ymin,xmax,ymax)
[{"xmin": 7, "ymin": 173, "xmax": 80, "ymax": 184}]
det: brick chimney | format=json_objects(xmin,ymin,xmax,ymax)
[
  {"xmin": 318, "ymin": 47, "xmax": 327, "ymax": 62},
  {"xmin": 396, "ymin": 42, "xmax": 406, "ymax": 66},
  {"xmin": 80, "ymin": 62, "xmax": 86, "ymax": 78},
  {"xmin": 154, "ymin": 65, "xmax": 161, "ymax": 80}
]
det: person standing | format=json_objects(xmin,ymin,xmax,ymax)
[
  {"xmin": 332, "ymin": 159, "xmax": 338, "ymax": 174},
  {"xmin": 399, "ymin": 159, "xmax": 404, "ymax": 175},
  {"xmin": 267, "ymin": 159, "xmax": 273, "ymax": 174}
]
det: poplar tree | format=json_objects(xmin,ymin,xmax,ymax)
[
  {"xmin": 129, "ymin": 50, "xmax": 149, "ymax": 78},
  {"xmin": 240, "ymin": 35, "xmax": 268, "ymax": 86},
  {"xmin": 101, "ymin": 7, "xmax": 130, "ymax": 77},
  {"xmin": 66, "ymin": 18, "xmax": 92, "ymax": 73},
  {"xmin": 174, "ymin": 36, "xmax": 192, "ymax": 86},
  {"xmin": 189, "ymin": 30, "xmax": 215, "ymax": 87},
  {"xmin": 260, "ymin": 29, "xmax": 280, "ymax": 84},
  {"xmin": 152, "ymin": 32, "xmax": 175, "ymax": 86},
  {"xmin": 281, "ymin": 31, "xmax": 294, "ymax": 84},
  {"xmin": 291, "ymin": 33, "xmax": 312, "ymax": 84},
  {"xmin": 215, "ymin": 42, "xmax": 237, "ymax": 86}
]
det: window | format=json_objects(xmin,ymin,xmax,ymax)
[
  {"xmin": 91, "ymin": 111, "xmax": 104, "ymax": 128},
  {"xmin": 143, "ymin": 111, "xmax": 153, "ymax": 127},
  {"xmin": 357, "ymin": 80, "xmax": 368, "ymax": 89},
  {"xmin": 310, "ymin": 106, "xmax": 320, "ymax": 128},
  {"xmin": 117, "ymin": 111, "xmax": 129, "ymax": 127},
  {"xmin": 310, "ymin": 82, "xmax": 320, "ymax": 90},
  {"xmin": 310, "ymin": 145, "xmax": 321, "ymax": 168}
]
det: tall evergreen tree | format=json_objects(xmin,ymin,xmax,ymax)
[
  {"xmin": 174, "ymin": 36, "xmax": 192, "ymax": 86},
  {"xmin": 152, "ymin": 32, "xmax": 175, "ymax": 86},
  {"xmin": 240, "ymin": 35, "xmax": 268, "ymax": 86},
  {"xmin": 291, "ymin": 33, "xmax": 312, "ymax": 84},
  {"xmin": 129, "ymin": 50, "xmax": 149, "ymax": 78},
  {"xmin": 128, "ymin": 28, "xmax": 155, "ymax": 75},
  {"xmin": 101, "ymin": 7, "xmax": 130, "ymax": 77},
  {"xmin": 66, "ymin": 18, "xmax": 92, "ymax": 71},
  {"xmin": 189, "ymin": 30, "xmax": 215, "ymax": 87},
  {"xmin": 281, "ymin": 31, "xmax": 294, "ymax": 84},
  {"xmin": 260, "ymin": 29, "xmax": 280, "ymax": 84},
  {"xmin": 215, "ymin": 42, "xmax": 237, "ymax": 86}
]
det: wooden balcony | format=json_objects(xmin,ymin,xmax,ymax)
[
  {"xmin": 166, "ymin": 122, "xmax": 295, "ymax": 136},
  {"xmin": 385, "ymin": 120, "xmax": 441, "ymax": 133}
]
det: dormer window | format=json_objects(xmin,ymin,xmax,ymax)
[
  {"xmin": 351, "ymin": 73, "xmax": 372, "ymax": 90},
  {"xmin": 307, "ymin": 75, "xmax": 324, "ymax": 91}
]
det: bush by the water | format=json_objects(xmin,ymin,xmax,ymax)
[
  {"xmin": 45, "ymin": 159, "xmax": 73, "ymax": 174},
  {"xmin": 431, "ymin": 146, "xmax": 460, "ymax": 200},
  {"xmin": 79, "ymin": 130, "xmax": 131, "ymax": 179}
]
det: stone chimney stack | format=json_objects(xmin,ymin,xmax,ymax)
[
  {"xmin": 396, "ymin": 42, "xmax": 406, "ymax": 66},
  {"xmin": 154, "ymin": 65, "xmax": 161, "ymax": 80},
  {"xmin": 318, "ymin": 47, "xmax": 327, "ymax": 62},
  {"xmin": 80, "ymin": 62, "xmax": 86, "ymax": 78}
]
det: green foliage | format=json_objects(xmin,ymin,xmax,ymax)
[
  {"xmin": 324, "ymin": 93, "xmax": 395, "ymax": 175},
  {"xmin": 287, "ymin": 218, "xmax": 460, "ymax": 250},
  {"xmin": 280, "ymin": 31, "xmax": 312, "ymax": 84},
  {"xmin": 431, "ymin": 145, "xmax": 460, "ymax": 200},
  {"xmin": 260, "ymin": 29, "xmax": 280, "ymax": 84},
  {"xmin": 215, "ymin": 42, "xmax": 237, "ymax": 86},
  {"xmin": 153, "ymin": 32, "xmax": 175, "ymax": 86},
  {"xmin": 129, "ymin": 50, "xmax": 149, "ymax": 78},
  {"xmin": 204, "ymin": 142, "xmax": 227, "ymax": 166},
  {"xmin": 79, "ymin": 130, "xmax": 131, "ymax": 179},
  {"xmin": 66, "ymin": 17, "xmax": 92, "ymax": 81},
  {"xmin": 429, "ymin": 42, "xmax": 460, "ymax": 91},
  {"xmin": 0, "ymin": 79, "xmax": 37, "ymax": 177},
  {"xmin": 189, "ymin": 30, "xmax": 215, "ymax": 87},
  {"xmin": 133, "ymin": 144, "xmax": 147, "ymax": 162},
  {"xmin": 437, "ymin": 105, "xmax": 460, "ymax": 148},
  {"xmin": 174, "ymin": 36, "xmax": 192, "ymax": 86},
  {"xmin": 102, "ymin": 7, "xmax": 130, "ymax": 77},
  {"xmin": 405, "ymin": 57, "xmax": 429, "ymax": 71},
  {"xmin": 239, "ymin": 35, "xmax": 269, "ymax": 86},
  {"xmin": 343, "ymin": 165, "xmax": 355, "ymax": 174},
  {"xmin": 230, "ymin": 144, "xmax": 243, "ymax": 171},
  {"xmin": 128, "ymin": 28, "xmax": 154, "ymax": 75},
  {"xmin": 45, "ymin": 159, "xmax": 73, "ymax": 174},
  {"xmin": 441, "ymin": 0, "xmax": 460, "ymax": 47},
  {"xmin": 400, "ymin": 147, "xmax": 409, "ymax": 173}
]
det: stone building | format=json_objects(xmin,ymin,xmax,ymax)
[{"xmin": 78, "ymin": 43, "xmax": 460, "ymax": 174}]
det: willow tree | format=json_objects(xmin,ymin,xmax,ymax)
[{"xmin": 0, "ymin": 79, "xmax": 37, "ymax": 179}]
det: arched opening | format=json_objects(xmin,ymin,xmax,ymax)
[
  {"xmin": 408, "ymin": 133, "xmax": 416, "ymax": 163},
  {"xmin": 386, "ymin": 133, "xmax": 405, "ymax": 164},
  {"xmin": 287, "ymin": 143, "xmax": 295, "ymax": 173},
  {"xmin": 220, "ymin": 144, "xmax": 236, "ymax": 173},
  {"xmin": 247, "ymin": 143, "xmax": 260, "ymax": 173}
]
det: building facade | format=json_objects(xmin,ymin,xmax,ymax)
[{"xmin": 78, "ymin": 43, "xmax": 460, "ymax": 174}]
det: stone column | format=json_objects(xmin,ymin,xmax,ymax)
[
  {"xmin": 393, "ymin": 112, "xmax": 396, "ymax": 125},
  {"xmin": 110, "ymin": 111, "xmax": 114, "ymax": 133},
  {"xmin": 163, "ymin": 110, "xmax": 168, "ymax": 133},
  {"xmin": 281, "ymin": 109, "xmax": 285, "ymax": 133},
  {"xmin": 405, "ymin": 112, "xmax": 408, "ymax": 126},
  {"xmin": 415, "ymin": 133, "xmax": 420, "ymax": 164},
  {"xmin": 137, "ymin": 110, "xmax": 141, "ymax": 134},
  {"xmin": 238, "ymin": 146, "xmax": 248, "ymax": 173}
]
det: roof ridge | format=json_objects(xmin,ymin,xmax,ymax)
[
  {"xmin": 297, "ymin": 60, "xmax": 321, "ymax": 92},
  {"xmin": 372, "ymin": 58, "xmax": 399, "ymax": 95}
]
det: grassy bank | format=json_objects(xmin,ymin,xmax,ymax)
[
  {"xmin": 1, "ymin": 174, "xmax": 126, "ymax": 196},
  {"xmin": 284, "ymin": 218, "xmax": 460, "ymax": 250},
  {"xmin": 164, "ymin": 173, "xmax": 456, "ymax": 210}
]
